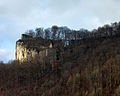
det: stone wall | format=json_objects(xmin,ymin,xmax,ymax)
[{"xmin": 15, "ymin": 36, "xmax": 56, "ymax": 63}]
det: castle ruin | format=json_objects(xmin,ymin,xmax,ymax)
[{"xmin": 15, "ymin": 34, "xmax": 56, "ymax": 63}]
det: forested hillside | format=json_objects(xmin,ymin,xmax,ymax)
[{"xmin": 0, "ymin": 22, "xmax": 120, "ymax": 96}]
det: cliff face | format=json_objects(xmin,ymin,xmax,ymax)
[
  {"xmin": 16, "ymin": 41, "xmax": 37, "ymax": 61},
  {"xmin": 15, "ymin": 34, "xmax": 56, "ymax": 63}
]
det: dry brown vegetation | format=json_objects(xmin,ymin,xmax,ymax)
[{"xmin": 0, "ymin": 36, "xmax": 120, "ymax": 96}]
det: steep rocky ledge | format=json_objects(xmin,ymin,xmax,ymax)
[{"xmin": 15, "ymin": 34, "xmax": 56, "ymax": 63}]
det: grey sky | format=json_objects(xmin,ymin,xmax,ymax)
[{"xmin": 0, "ymin": 0, "xmax": 120, "ymax": 62}]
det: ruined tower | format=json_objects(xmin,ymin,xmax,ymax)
[{"xmin": 15, "ymin": 34, "xmax": 56, "ymax": 63}]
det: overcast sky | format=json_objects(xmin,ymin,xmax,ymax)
[{"xmin": 0, "ymin": 0, "xmax": 120, "ymax": 62}]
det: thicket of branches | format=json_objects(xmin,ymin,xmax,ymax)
[{"xmin": 25, "ymin": 22, "xmax": 120, "ymax": 41}]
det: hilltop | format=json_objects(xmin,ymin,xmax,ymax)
[
  {"xmin": 15, "ymin": 22, "xmax": 120, "ymax": 62},
  {"xmin": 0, "ymin": 22, "xmax": 120, "ymax": 96}
]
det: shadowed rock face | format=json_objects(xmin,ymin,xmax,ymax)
[
  {"xmin": 21, "ymin": 34, "xmax": 33, "ymax": 40},
  {"xmin": 16, "ymin": 34, "xmax": 56, "ymax": 63}
]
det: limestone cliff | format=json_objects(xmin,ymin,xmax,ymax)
[{"xmin": 15, "ymin": 34, "xmax": 56, "ymax": 63}]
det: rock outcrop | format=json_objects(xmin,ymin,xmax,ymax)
[{"xmin": 15, "ymin": 34, "xmax": 56, "ymax": 63}]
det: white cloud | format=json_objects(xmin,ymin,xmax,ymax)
[
  {"xmin": 0, "ymin": 49, "xmax": 6, "ymax": 53},
  {"xmin": 1, "ymin": 0, "xmax": 120, "ymax": 29},
  {"xmin": 0, "ymin": 48, "xmax": 14, "ymax": 63},
  {"xmin": 0, "ymin": 49, "xmax": 8, "ymax": 62}
]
